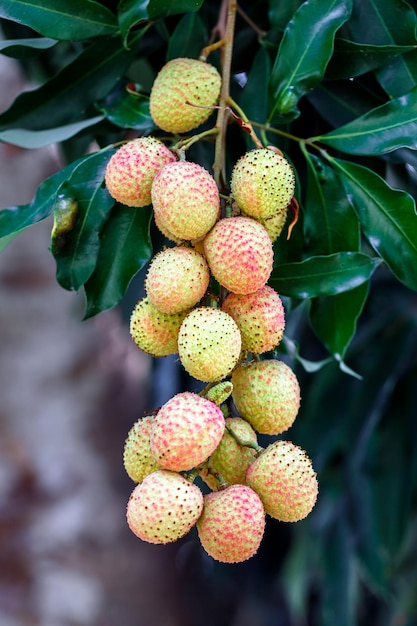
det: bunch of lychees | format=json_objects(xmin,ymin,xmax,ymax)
[{"xmin": 105, "ymin": 57, "xmax": 318, "ymax": 564}]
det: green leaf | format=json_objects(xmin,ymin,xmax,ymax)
[
  {"xmin": 0, "ymin": 37, "xmax": 58, "ymax": 58},
  {"xmin": 53, "ymin": 148, "xmax": 116, "ymax": 291},
  {"xmin": 303, "ymin": 150, "xmax": 360, "ymax": 255},
  {"xmin": 269, "ymin": 252, "xmax": 381, "ymax": 299},
  {"xmin": 0, "ymin": 156, "xmax": 86, "ymax": 247},
  {"xmin": 118, "ymin": 0, "xmax": 149, "ymax": 47},
  {"xmin": 147, "ymin": 0, "xmax": 204, "ymax": 20},
  {"xmin": 328, "ymin": 157, "xmax": 417, "ymax": 291},
  {"xmin": 0, "ymin": 34, "xmax": 141, "ymax": 131},
  {"xmin": 268, "ymin": 0, "xmax": 353, "ymax": 121},
  {"xmin": 240, "ymin": 47, "xmax": 271, "ymax": 125},
  {"xmin": 314, "ymin": 87, "xmax": 417, "ymax": 155},
  {"xmin": 268, "ymin": 0, "xmax": 304, "ymax": 30},
  {"xmin": 0, "ymin": 115, "xmax": 104, "ymax": 148},
  {"xmin": 0, "ymin": 0, "xmax": 118, "ymax": 41},
  {"xmin": 167, "ymin": 12, "xmax": 207, "ymax": 60},
  {"xmin": 83, "ymin": 205, "xmax": 153, "ymax": 318},
  {"xmin": 325, "ymin": 39, "xmax": 416, "ymax": 80},
  {"xmin": 97, "ymin": 86, "xmax": 154, "ymax": 131},
  {"xmin": 309, "ymin": 282, "xmax": 370, "ymax": 358}
]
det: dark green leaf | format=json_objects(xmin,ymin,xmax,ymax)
[
  {"xmin": 97, "ymin": 86, "xmax": 154, "ymax": 131},
  {"xmin": 268, "ymin": 0, "xmax": 353, "ymax": 121},
  {"xmin": 0, "ymin": 0, "xmax": 118, "ymax": 41},
  {"xmin": 314, "ymin": 87, "xmax": 417, "ymax": 155},
  {"xmin": 328, "ymin": 157, "xmax": 417, "ymax": 291},
  {"xmin": 54, "ymin": 148, "xmax": 116, "ymax": 291},
  {"xmin": 239, "ymin": 46, "xmax": 271, "ymax": 124},
  {"xmin": 118, "ymin": 0, "xmax": 149, "ymax": 47},
  {"xmin": 326, "ymin": 39, "xmax": 416, "ymax": 80},
  {"xmin": 309, "ymin": 282, "xmax": 370, "ymax": 358},
  {"xmin": 147, "ymin": 0, "xmax": 204, "ymax": 20},
  {"xmin": 0, "ymin": 37, "xmax": 58, "ymax": 58},
  {"xmin": 0, "ymin": 115, "xmax": 104, "ymax": 148},
  {"xmin": 83, "ymin": 205, "xmax": 153, "ymax": 318},
  {"xmin": 303, "ymin": 150, "xmax": 360, "ymax": 255},
  {"xmin": 270, "ymin": 252, "xmax": 381, "ymax": 298},
  {"xmin": 0, "ymin": 34, "xmax": 141, "ymax": 131},
  {"xmin": 167, "ymin": 12, "xmax": 207, "ymax": 60},
  {"xmin": 268, "ymin": 0, "xmax": 304, "ymax": 30},
  {"xmin": 0, "ymin": 156, "xmax": 86, "ymax": 247}
]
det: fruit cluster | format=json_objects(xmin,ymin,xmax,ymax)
[{"xmin": 105, "ymin": 57, "xmax": 318, "ymax": 563}]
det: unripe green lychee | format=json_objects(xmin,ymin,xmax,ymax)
[
  {"xmin": 203, "ymin": 216, "xmax": 273, "ymax": 294},
  {"xmin": 222, "ymin": 285, "xmax": 285, "ymax": 354},
  {"xmin": 200, "ymin": 417, "xmax": 258, "ymax": 490},
  {"xmin": 197, "ymin": 484, "xmax": 265, "ymax": 563},
  {"xmin": 149, "ymin": 57, "xmax": 221, "ymax": 134},
  {"xmin": 150, "ymin": 392, "xmax": 225, "ymax": 471},
  {"xmin": 246, "ymin": 440, "xmax": 318, "ymax": 523},
  {"xmin": 232, "ymin": 359, "xmax": 300, "ymax": 435},
  {"xmin": 145, "ymin": 246, "xmax": 210, "ymax": 314},
  {"xmin": 257, "ymin": 209, "xmax": 288, "ymax": 242},
  {"xmin": 130, "ymin": 296, "xmax": 188, "ymax": 357},
  {"xmin": 123, "ymin": 416, "xmax": 161, "ymax": 483},
  {"xmin": 231, "ymin": 148, "xmax": 295, "ymax": 220},
  {"xmin": 127, "ymin": 470, "xmax": 203, "ymax": 544},
  {"xmin": 152, "ymin": 161, "xmax": 220, "ymax": 241},
  {"xmin": 178, "ymin": 307, "xmax": 242, "ymax": 382},
  {"xmin": 105, "ymin": 137, "xmax": 176, "ymax": 207}
]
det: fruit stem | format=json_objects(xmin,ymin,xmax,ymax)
[
  {"xmin": 226, "ymin": 423, "xmax": 264, "ymax": 454},
  {"xmin": 172, "ymin": 127, "xmax": 219, "ymax": 157},
  {"xmin": 213, "ymin": 0, "xmax": 237, "ymax": 192},
  {"xmin": 199, "ymin": 39, "xmax": 226, "ymax": 61},
  {"xmin": 227, "ymin": 96, "xmax": 263, "ymax": 148}
]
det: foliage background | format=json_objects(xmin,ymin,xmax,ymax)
[{"xmin": 0, "ymin": 0, "xmax": 417, "ymax": 624}]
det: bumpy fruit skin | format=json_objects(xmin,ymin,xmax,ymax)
[
  {"xmin": 105, "ymin": 137, "xmax": 176, "ymax": 207},
  {"xmin": 150, "ymin": 392, "xmax": 225, "ymax": 471},
  {"xmin": 178, "ymin": 307, "xmax": 242, "ymax": 382},
  {"xmin": 130, "ymin": 296, "xmax": 188, "ymax": 357},
  {"xmin": 203, "ymin": 216, "xmax": 273, "ymax": 294},
  {"xmin": 197, "ymin": 484, "xmax": 265, "ymax": 563},
  {"xmin": 127, "ymin": 470, "xmax": 203, "ymax": 544},
  {"xmin": 123, "ymin": 416, "xmax": 161, "ymax": 483},
  {"xmin": 222, "ymin": 285, "xmax": 285, "ymax": 354},
  {"xmin": 201, "ymin": 417, "xmax": 258, "ymax": 490},
  {"xmin": 231, "ymin": 148, "xmax": 295, "ymax": 220},
  {"xmin": 232, "ymin": 359, "xmax": 300, "ymax": 435},
  {"xmin": 149, "ymin": 57, "xmax": 221, "ymax": 134},
  {"xmin": 152, "ymin": 161, "xmax": 220, "ymax": 241},
  {"xmin": 246, "ymin": 440, "xmax": 318, "ymax": 523},
  {"xmin": 145, "ymin": 246, "xmax": 210, "ymax": 314}
]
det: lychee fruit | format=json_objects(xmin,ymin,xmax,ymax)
[
  {"xmin": 257, "ymin": 209, "xmax": 288, "ymax": 242},
  {"xmin": 130, "ymin": 296, "xmax": 188, "ymax": 357},
  {"xmin": 246, "ymin": 440, "xmax": 318, "ymax": 522},
  {"xmin": 145, "ymin": 246, "xmax": 210, "ymax": 314},
  {"xmin": 200, "ymin": 417, "xmax": 259, "ymax": 490},
  {"xmin": 105, "ymin": 137, "xmax": 176, "ymax": 207},
  {"xmin": 150, "ymin": 392, "xmax": 225, "ymax": 471},
  {"xmin": 231, "ymin": 359, "xmax": 300, "ymax": 435},
  {"xmin": 153, "ymin": 212, "xmax": 183, "ymax": 244},
  {"xmin": 127, "ymin": 470, "xmax": 203, "ymax": 544},
  {"xmin": 177, "ymin": 306, "xmax": 242, "ymax": 382},
  {"xmin": 203, "ymin": 216, "xmax": 273, "ymax": 294},
  {"xmin": 231, "ymin": 148, "xmax": 295, "ymax": 220},
  {"xmin": 222, "ymin": 285, "xmax": 285, "ymax": 354},
  {"xmin": 149, "ymin": 57, "xmax": 221, "ymax": 134},
  {"xmin": 197, "ymin": 484, "xmax": 265, "ymax": 563},
  {"xmin": 152, "ymin": 161, "xmax": 220, "ymax": 241},
  {"xmin": 123, "ymin": 416, "xmax": 161, "ymax": 483}
]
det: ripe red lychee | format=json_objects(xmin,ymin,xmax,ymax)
[
  {"xmin": 203, "ymin": 216, "xmax": 273, "ymax": 294},
  {"xmin": 145, "ymin": 246, "xmax": 210, "ymax": 314},
  {"xmin": 200, "ymin": 417, "xmax": 259, "ymax": 491},
  {"xmin": 231, "ymin": 148, "xmax": 295, "ymax": 220},
  {"xmin": 246, "ymin": 440, "xmax": 318, "ymax": 523},
  {"xmin": 123, "ymin": 416, "xmax": 161, "ymax": 483},
  {"xmin": 152, "ymin": 161, "xmax": 220, "ymax": 241},
  {"xmin": 197, "ymin": 484, "xmax": 265, "ymax": 563},
  {"xmin": 149, "ymin": 57, "xmax": 221, "ymax": 133},
  {"xmin": 127, "ymin": 470, "xmax": 203, "ymax": 544},
  {"xmin": 177, "ymin": 306, "xmax": 242, "ymax": 382},
  {"xmin": 231, "ymin": 359, "xmax": 300, "ymax": 435},
  {"xmin": 150, "ymin": 392, "xmax": 225, "ymax": 472},
  {"xmin": 222, "ymin": 285, "xmax": 285, "ymax": 354},
  {"xmin": 105, "ymin": 137, "xmax": 176, "ymax": 207},
  {"xmin": 130, "ymin": 296, "xmax": 188, "ymax": 357}
]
